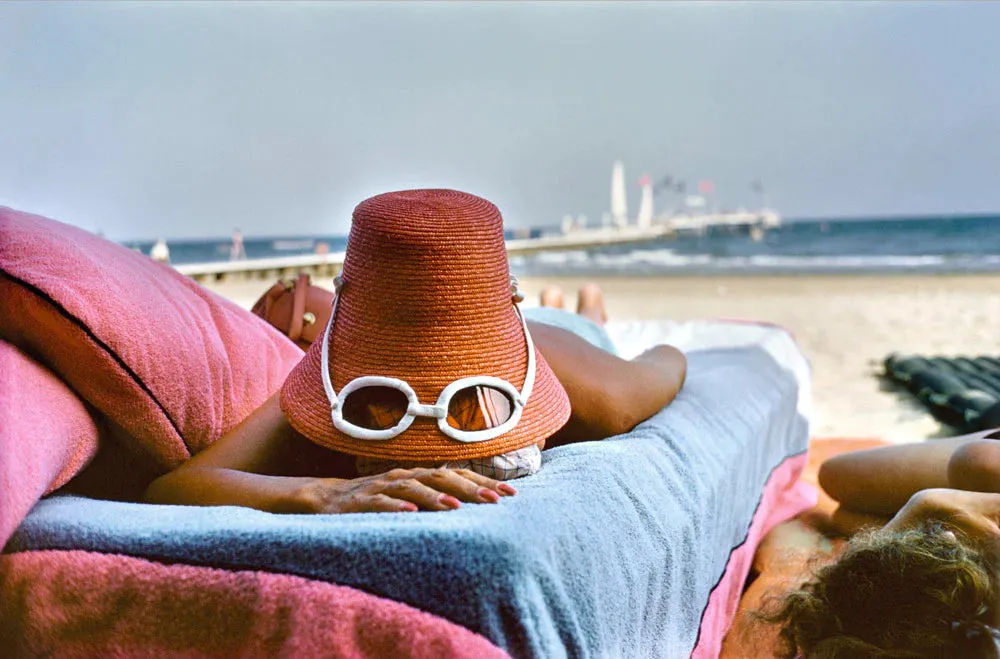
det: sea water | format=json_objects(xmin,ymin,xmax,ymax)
[{"xmin": 125, "ymin": 215, "xmax": 1000, "ymax": 276}]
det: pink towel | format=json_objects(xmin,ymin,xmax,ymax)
[
  {"xmin": 0, "ymin": 207, "xmax": 304, "ymax": 475},
  {"xmin": 692, "ymin": 452, "xmax": 816, "ymax": 658},
  {"xmin": 0, "ymin": 340, "xmax": 99, "ymax": 548},
  {"xmin": 0, "ymin": 209, "xmax": 510, "ymax": 657},
  {"xmin": 0, "ymin": 549, "xmax": 511, "ymax": 658}
]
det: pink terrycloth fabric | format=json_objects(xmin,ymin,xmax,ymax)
[
  {"xmin": 0, "ymin": 340, "xmax": 100, "ymax": 549},
  {"xmin": 691, "ymin": 452, "xmax": 816, "ymax": 659},
  {"xmin": 0, "ymin": 207, "xmax": 304, "ymax": 472},
  {"xmin": 0, "ymin": 549, "xmax": 511, "ymax": 659}
]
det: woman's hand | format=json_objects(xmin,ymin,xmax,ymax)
[
  {"xmin": 294, "ymin": 467, "xmax": 518, "ymax": 514},
  {"xmin": 142, "ymin": 395, "xmax": 519, "ymax": 515}
]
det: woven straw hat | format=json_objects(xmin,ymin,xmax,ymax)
[{"xmin": 280, "ymin": 189, "xmax": 571, "ymax": 461}]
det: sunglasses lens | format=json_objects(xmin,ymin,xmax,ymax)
[
  {"xmin": 342, "ymin": 386, "xmax": 409, "ymax": 430},
  {"xmin": 446, "ymin": 385, "xmax": 515, "ymax": 432}
]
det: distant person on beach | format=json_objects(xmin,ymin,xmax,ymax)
[
  {"xmin": 764, "ymin": 426, "xmax": 1000, "ymax": 658},
  {"xmin": 145, "ymin": 189, "xmax": 687, "ymax": 515},
  {"xmin": 229, "ymin": 227, "xmax": 246, "ymax": 261}
]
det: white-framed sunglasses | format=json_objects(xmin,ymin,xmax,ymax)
[{"xmin": 320, "ymin": 276, "xmax": 536, "ymax": 443}]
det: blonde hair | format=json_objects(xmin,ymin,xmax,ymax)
[{"xmin": 760, "ymin": 523, "xmax": 999, "ymax": 658}]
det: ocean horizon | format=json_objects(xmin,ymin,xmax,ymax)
[{"xmin": 125, "ymin": 213, "xmax": 1000, "ymax": 276}]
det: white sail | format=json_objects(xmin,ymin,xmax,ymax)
[
  {"xmin": 610, "ymin": 161, "xmax": 628, "ymax": 228},
  {"xmin": 637, "ymin": 177, "xmax": 653, "ymax": 228}
]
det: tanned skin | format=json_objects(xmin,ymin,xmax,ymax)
[
  {"xmin": 819, "ymin": 427, "xmax": 1000, "ymax": 519},
  {"xmin": 144, "ymin": 284, "xmax": 687, "ymax": 515}
]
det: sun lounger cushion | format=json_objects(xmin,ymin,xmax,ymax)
[
  {"xmin": 0, "ymin": 340, "xmax": 100, "ymax": 548},
  {"xmin": 0, "ymin": 207, "xmax": 304, "ymax": 476},
  {"xmin": 8, "ymin": 320, "xmax": 814, "ymax": 658}
]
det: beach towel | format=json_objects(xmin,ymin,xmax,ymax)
[
  {"xmin": 0, "ymin": 549, "xmax": 510, "ymax": 658},
  {"xmin": 720, "ymin": 438, "xmax": 888, "ymax": 657},
  {"xmin": 6, "ymin": 319, "xmax": 813, "ymax": 659},
  {"xmin": 0, "ymin": 340, "xmax": 100, "ymax": 548}
]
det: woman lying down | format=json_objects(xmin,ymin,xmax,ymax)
[
  {"xmin": 145, "ymin": 189, "xmax": 687, "ymax": 515},
  {"xmin": 765, "ymin": 426, "xmax": 1000, "ymax": 658}
]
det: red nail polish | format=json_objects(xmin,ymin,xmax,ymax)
[
  {"xmin": 401, "ymin": 503, "xmax": 418, "ymax": 512},
  {"xmin": 439, "ymin": 495, "xmax": 461, "ymax": 509},
  {"xmin": 498, "ymin": 483, "xmax": 517, "ymax": 496},
  {"xmin": 478, "ymin": 488, "xmax": 501, "ymax": 502}
]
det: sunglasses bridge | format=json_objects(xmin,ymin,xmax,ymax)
[
  {"xmin": 408, "ymin": 402, "xmax": 447, "ymax": 419},
  {"xmin": 321, "ymin": 285, "xmax": 536, "ymax": 443}
]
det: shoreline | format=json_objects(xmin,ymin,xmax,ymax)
[{"xmin": 203, "ymin": 272, "xmax": 1000, "ymax": 444}]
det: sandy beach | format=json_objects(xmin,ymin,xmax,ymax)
[{"xmin": 204, "ymin": 273, "xmax": 1000, "ymax": 444}]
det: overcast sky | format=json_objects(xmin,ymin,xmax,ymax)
[{"xmin": 2, "ymin": 2, "xmax": 999, "ymax": 240}]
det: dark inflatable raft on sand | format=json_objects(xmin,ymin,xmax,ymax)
[{"xmin": 884, "ymin": 354, "xmax": 1000, "ymax": 433}]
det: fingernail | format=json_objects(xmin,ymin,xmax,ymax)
[
  {"xmin": 478, "ymin": 487, "xmax": 501, "ymax": 503},
  {"xmin": 400, "ymin": 502, "xmax": 418, "ymax": 512},
  {"xmin": 498, "ymin": 483, "xmax": 517, "ymax": 496},
  {"xmin": 439, "ymin": 494, "xmax": 462, "ymax": 509}
]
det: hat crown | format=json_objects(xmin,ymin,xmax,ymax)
[
  {"xmin": 352, "ymin": 188, "xmax": 503, "ymax": 244},
  {"xmin": 347, "ymin": 189, "xmax": 507, "ymax": 267},
  {"xmin": 279, "ymin": 188, "xmax": 572, "ymax": 462},
  {"xmin": 340, "ymin": 189, "xmax": 511, "ymax": 326}
]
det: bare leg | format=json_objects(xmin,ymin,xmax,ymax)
[
  {"xmin": 576, "ymin": 283, "xmax": 608, "ymax": 326},
  {"xmin": 539, "ymin": 286, "xmax": 565, "ymax": 309}
]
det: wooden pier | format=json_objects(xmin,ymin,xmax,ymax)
[
  {"xmin": 174, "ymin": 210, "xmax": 778, "ymax": 284},
  {"xmin": 174, "ymin": 230, "xmax": 673, "ymax": 283},
  {"xmin": 175, "ymin": 253, "xmax": 346, "ymax": 283}
]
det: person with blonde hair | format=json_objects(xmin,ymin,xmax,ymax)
[{"xmin": 764, "ymin": 427, "xmax": 1000, "ymax": 658}]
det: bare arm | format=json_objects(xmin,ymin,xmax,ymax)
[
  {"xmin": 818, "ymin": 428, "xmax": 1000, "ymax": 517},
  {"xmin": 144, "ymin": 393, "xmax": 514, "ymax": 513},
  {"xmin": 946, "ymin": 434, "xmax": 1000, "ymax": 492},
  {"xmin": 529, "ymin": 321, "xmax": 687, "ymax": 448},
  {"xmin": 883, "ymin": 488, "xmax": 1000, "ymax": 556},
  {"xmin": 145, "ymin": 320, "xmax": 687, "ymax": 510}
]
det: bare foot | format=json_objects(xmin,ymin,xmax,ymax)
[
  {"xmin": 576, "ymin": 283, "xmax": 608, "ymax": 325},
  {"xmin": 539, "ymin": 286, "xmax": 565, "ymax": 309}
]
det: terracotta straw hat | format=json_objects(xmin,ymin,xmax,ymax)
[{"xmin": 280, "ymin": 189, "xmax": 571, "ymax": 461}]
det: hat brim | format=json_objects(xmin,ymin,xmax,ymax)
[{"xmin": 280, "ymin": 315, "xmax": 571, "ymax": 462}]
